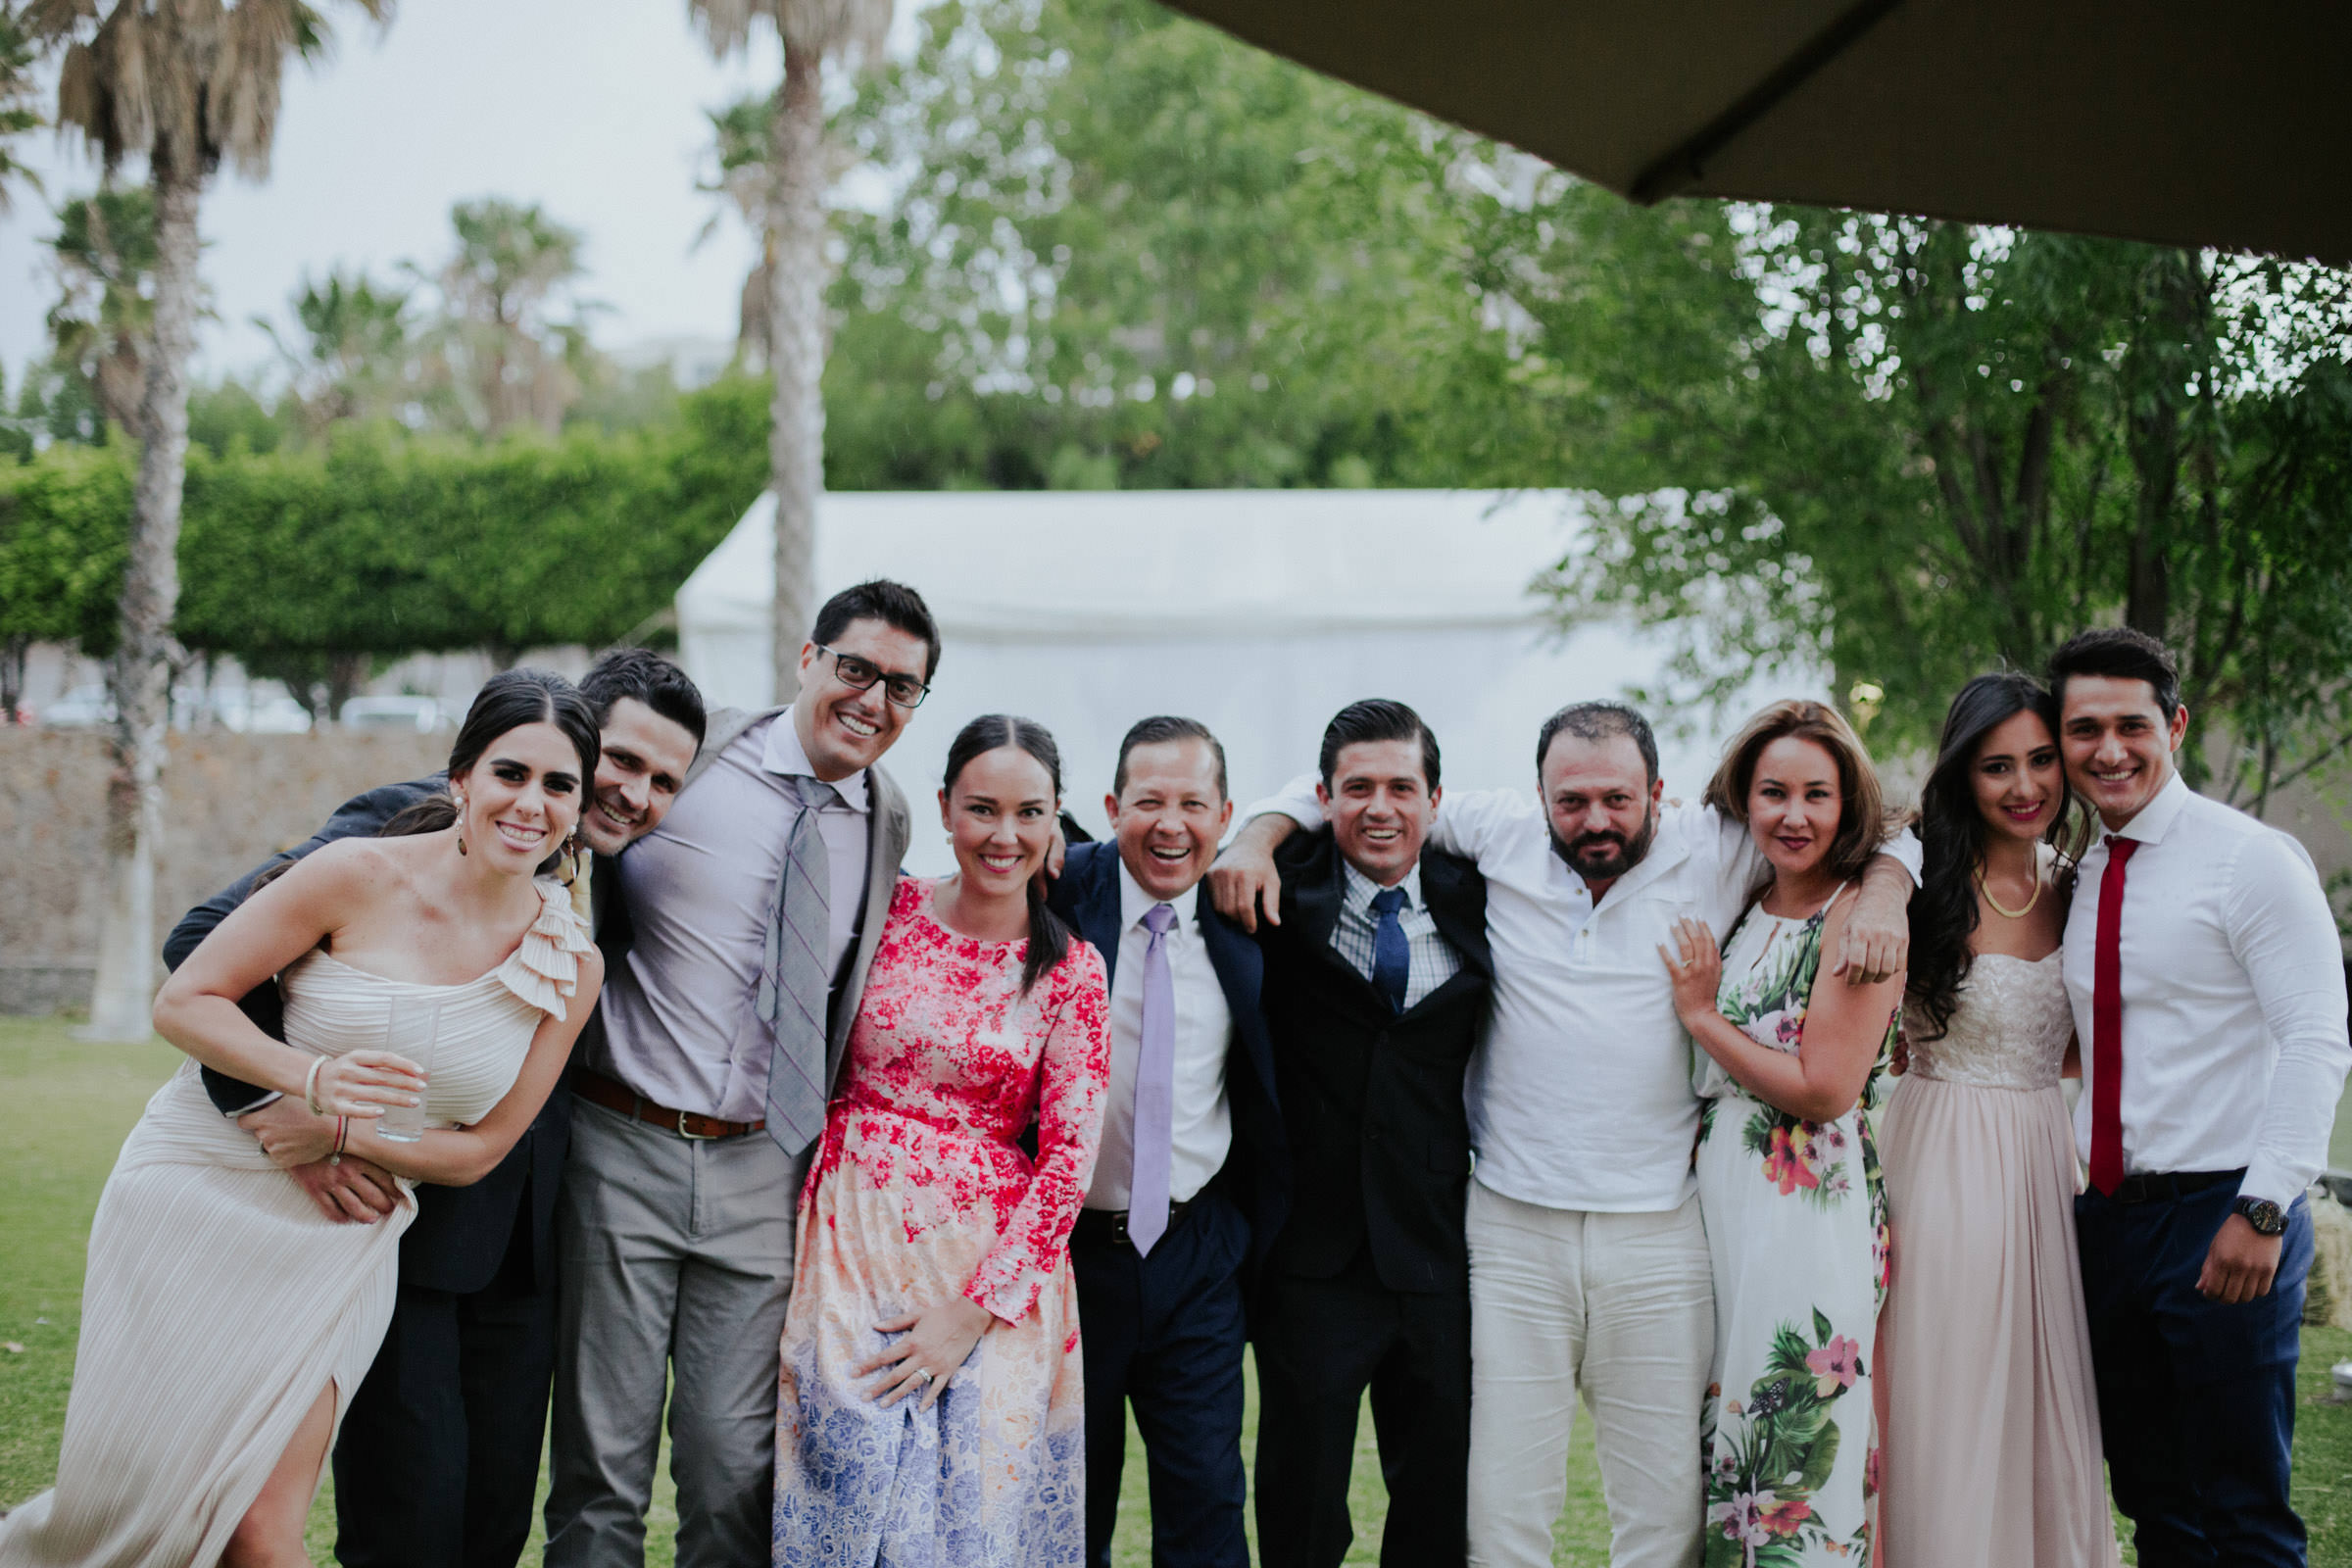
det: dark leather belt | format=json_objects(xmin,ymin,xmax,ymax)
[
  {"xmin": 573, "ymin": 1066, "xmax": 767, "ymax": 1141},
  {"xmin": 2107, "ymin": 1167, "xmax": 2244, "ymax": 1204},
  {"xmin": 1072, "ymin": 1199, "xmax": 1192, "ymax": 1250}
]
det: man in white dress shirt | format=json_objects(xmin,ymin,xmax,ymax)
[
  {"xmin": 1211, "ymin": 701, "xmax": 1916, "ymax": 1568},
  {"xmin": 2052, "ymin": 627, "xmax": 2350, "ymax": 1568}
]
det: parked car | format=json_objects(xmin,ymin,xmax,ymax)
[
  {"xmin": 339, "ymin": 695, "xmax": 442, "ymax": 732},
  {"xmin": 210, "ymin": 681, "xmax": 314, "ymax": 734},
  {"xmin": 33, "ymin": 685, "xmax": 114, "ymax": 728},
  {"xmin": 36, "ymin": 682, "xmax": 317, "ymax": 733}
]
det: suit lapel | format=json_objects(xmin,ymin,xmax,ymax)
[
  {"xmin": 1416, "ymin": 852, "xmax": 1491, "ymax": 979},
  {"xmin": 1072, "ymin": 847, "xmax": 1126, "ymax": 986},
  {"xmin": 829, "ymin": 761, "xmax": 909, "ymax": 1071}
]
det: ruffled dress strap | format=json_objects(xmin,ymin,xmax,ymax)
[{"xmin": 495, "ymin": 877, "xmax": 598, "ymax": 1020}]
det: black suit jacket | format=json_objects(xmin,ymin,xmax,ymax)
[
  {"xmin": 1252, "ymin": 828, "xmax": 1492, "ymax": 1295},
  {"xmin": 161, "ymin": 772, "xmax": 575, "ymax": 1297},
  {"xmin": 1048, "ymin": 842, "xmax": 1291, "ymax": 1289}
]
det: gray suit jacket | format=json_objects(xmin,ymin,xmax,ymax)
[{"xmin": 685, "ymin": 705, "xmax": 913, "ymax": 1095}]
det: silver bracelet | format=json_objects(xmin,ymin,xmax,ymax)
[{"xmin": 303, "ymin": 1054, "xmax": 327, "ymax": 1116}]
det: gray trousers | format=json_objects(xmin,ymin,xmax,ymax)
[{"xmin": 543, "ymin": 1096, "xmax": 805, "ymax": 1568}]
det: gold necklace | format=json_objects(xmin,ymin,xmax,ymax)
[{"xmin": 1976, "ymin": 863, "xmax": 2041, "ymax": 920}]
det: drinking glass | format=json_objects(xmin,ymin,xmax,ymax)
[{"xmin": 373, "ymin": 993, "xmax": 442, "ymax": 1144}]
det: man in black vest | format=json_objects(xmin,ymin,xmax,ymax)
[
  {"xmin": 1246, "ymin": 699, "xmax": 1493, "ymax": 1568},
  {"xmin": 160, "ymin": 649, "xmax": 705, "ymax": 1568},
  {"xmin": 1047, "ymin": 716, "xmax": 1288, "ymax": 1568}
]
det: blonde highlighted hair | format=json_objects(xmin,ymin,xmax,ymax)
[{"xmin": 1702, "ymin": 699, "xmax": 1891, "ymax": 886}]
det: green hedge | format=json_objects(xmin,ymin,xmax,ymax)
[{"xmin": 0, "ymin": 377, "xmax": 768, "ymax": 662}]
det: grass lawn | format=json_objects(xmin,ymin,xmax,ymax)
[{"xmin": 3, "ymin": 1010, "xmax": 2348, "ymax": 1564}]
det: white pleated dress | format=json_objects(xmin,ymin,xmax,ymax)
[{"xmin": 0, "ymin": 879, "xmax": 589, "ymax": 1568}]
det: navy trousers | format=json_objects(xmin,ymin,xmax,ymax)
[
  {"xmin": 1071, "ymin": 1189, "xmax": 1252, "ymax": 1568},
  {"xmin": 2077, "ymin": 1183, "xmax": 2314, "ymax": 1568},
  {"xmin": 332, "ymin": 1226, "xmax": 558, "ymax": 1568}
]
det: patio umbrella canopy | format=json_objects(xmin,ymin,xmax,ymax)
[{"xmin": 1155, "ymin": 0, "xmax": 2352, "ymax": 264}]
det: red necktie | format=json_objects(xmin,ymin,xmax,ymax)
[{"xmin": 2087, "ymin": 835, "xmax": 2139, "ymax": 1196}]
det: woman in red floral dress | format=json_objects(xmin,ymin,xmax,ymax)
[{"xmin": 772, "ymin": 714, "xmax": 1109, "ymax": 1567}]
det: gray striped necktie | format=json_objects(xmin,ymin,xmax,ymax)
[{"xmin": 758, "ymin": 774, "xmax": 838, "ymax": 1156}]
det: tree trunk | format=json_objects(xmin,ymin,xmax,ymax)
[
  {"xmin": 766, "ymin": 47, "xmax": 828, "ymax": 704},
  {"xmin": 83, "ymin": 158, "xmax": 200, "ymax": 1042},
  {"xmin": 1, "ymin": 635, "xmax": 25, "ymax": 722}
]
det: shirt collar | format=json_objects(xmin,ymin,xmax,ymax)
[
  {"xmin": 1116, "ymin": 855, "xmax": 1201, "ymax": 933},
  {"xmin": 2109, "ymin": 768, "xmax": 2189, "ymax": 847},
  {"xmin": 1342, "ymin": 856, "xmax": 1422, "ymax": 912},
  {"xmin": 759, "ymin": 711, "xmax": 871, "ymax": 813}
]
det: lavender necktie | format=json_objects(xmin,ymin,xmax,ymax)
[{"xmin": 1127, "ymin": 903, "xmax": 1180, "ymax": 1255}]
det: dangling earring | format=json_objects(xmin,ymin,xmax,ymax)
[{"xmin": 454, "ymin": 794, "xmax": 467, "ymax": 856}]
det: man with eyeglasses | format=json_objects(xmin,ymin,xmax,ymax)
[{"xmin": 545, "ymin": 580, "xmax": 938, "ymax": 1568}]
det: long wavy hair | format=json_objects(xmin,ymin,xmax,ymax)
[
  {"xmin": 942, "ymin": 713, "xmax": 1073, "ymax": 995},
  {"xmin": 1906, "ymin": 672, "xmax": 2091, "ymax": 1042}
]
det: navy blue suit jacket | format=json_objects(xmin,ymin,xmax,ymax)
[{"xmin": 1049, "ymin": 841, "xmax": 1290, "ymax": 1296}]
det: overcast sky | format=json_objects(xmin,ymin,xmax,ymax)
[{"xmin": 0, "ymin": 0, "xmax": 827, "ymax": 392}]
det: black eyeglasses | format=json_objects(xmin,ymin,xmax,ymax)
[{"xmin": 813, "ymin": 645, "xmax": 930, "ymax": 709}]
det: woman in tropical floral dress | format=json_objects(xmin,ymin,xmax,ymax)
[
  {"xmin": 771, "ymin": 714, "xmax": 1109, "ymax": 1566},
  {"xmin": 1660, "ymin": 701, "xmax": 1905, "ymax": 1568}
]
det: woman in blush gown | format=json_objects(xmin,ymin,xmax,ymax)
[
  {"xmin": 1876, "ymin": 673, "xmax": 2119, "ymax": 1568},
  {"xmin": 1660, "ymin": 701, "xmax": 1907, "ymax": 1568},
  {"xmin": 0, "ymin": 671, "xmax": 603, "ymax": 1568},
  {"xmin": 772, "ymin": 713, "xmax": 1109, "ymax": 1568}
]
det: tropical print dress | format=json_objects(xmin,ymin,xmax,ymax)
[
  {"xmin": 1693, "ymin": 888, "xmax": 1896, "ymax": 1568},
  {"xmin": 772, "ymin": 876, "xmax": 1110, "ymax": 1568}
]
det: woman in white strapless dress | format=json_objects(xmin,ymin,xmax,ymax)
[
  {"xmin": 0, "ymin": 671, "xmax": 605, "ymax": 1568},
  {"xmin": 1877, "ymin": 673, "xmax": 2119, "ymax": 1567}
]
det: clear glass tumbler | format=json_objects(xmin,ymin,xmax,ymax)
[{"xmin": 373, "ymin": 993, "xmax": 442, "ymax": 1143}]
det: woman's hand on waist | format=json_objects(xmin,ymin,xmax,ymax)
[{"xmin": 857, "ymin": 1297, "xmax": 997, "ymax": 1410}]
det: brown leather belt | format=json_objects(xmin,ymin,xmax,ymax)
[{"xmin": 572, "ymin": 1066, "xmax": 767, "ymax": 1141}]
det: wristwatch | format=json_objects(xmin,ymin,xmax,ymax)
[{"xmin": 2232, "ymin": 1197, "xmax": 2288, "ymax": 1237}]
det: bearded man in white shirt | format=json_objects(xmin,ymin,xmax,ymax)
[
  {"xmin": 1210, "ymin": 701, "xmax": 1917, "ymax": 1568},
  {"xmin": 2052, "ymin": 627, "xmax": 2350, "ymax": 1568}
]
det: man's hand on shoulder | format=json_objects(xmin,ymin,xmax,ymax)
[
  {"xmin": 1207, "ymin": 814, "xmax": 1297, "ymax": 933},
  {"xmin": 1832, "ymin": 856, "xmax": 1914, "ymax": 985}
]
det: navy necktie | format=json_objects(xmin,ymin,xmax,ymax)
[{"xmin": 1369, "ymin": 885, "xmax": 1409, "ymax": 1013}]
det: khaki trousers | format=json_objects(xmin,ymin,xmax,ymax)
[{"xmin": 1464, "ymin": 1181, "xmax": 1713, "ymax": 1568}]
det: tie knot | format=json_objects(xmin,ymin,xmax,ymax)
[
  {"xmin": 1143, "ymin": 903, "xmax": 1179, "ymax": 936},
  {"xmin": 792, "ymin": 775, "xmax": 841, "ymax": 812},
  {"xmin": 2106, "ymin": 834, "xmax": 2139, "ymax": 862},
  {"xmin": 1369, "ymin": 886, "xmax": 1406, "ymax": 916}
]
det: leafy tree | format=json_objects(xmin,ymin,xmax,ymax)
[
  {"xmin": 689, "ymin": 0, "xmax": 897, "ymax": 703},
  {"xmin": 1459, "ymin": 191, "xmax": 2352, "ymax": 805},
  {"xmin": 25, "ymin": 0, "xmax": 392, "ymax": 1038},
  {"xmin": 0, "ymin": 3, "xmax": 41, "ymax": 212}
]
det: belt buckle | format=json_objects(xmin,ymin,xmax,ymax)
[
  {"xmin": 676, "ymin": 1108, "xmax": 717, "ymax": 1141},
  {"xmin": 1109, "ymin": 1210, "xmax": 1131, "ymax": 1248}
]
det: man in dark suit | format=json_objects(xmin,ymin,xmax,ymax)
[
  {"xmin": 160, "ymin": 649, "xmax": 706, "ymax": 1568},
  {"xmin": 1046, "ymin": 716, "xmax": 1288, "ymax": 1568},
  {"xmin": 1244, "ymin": 699, "xmax": 1492, "ymax": 1568}
]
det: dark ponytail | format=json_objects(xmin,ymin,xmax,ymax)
[{"xmin": 943, "ymin": 712, "xmax": 1073, "ymax": 995}]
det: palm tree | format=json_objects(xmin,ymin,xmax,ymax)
[
  {"xmin": 0, "ymin": 5, "xmax": 43, "ymax": 211},
  {"xmin": 420, "ymin": 196, "xmax": 600, "ymax": 437},
  {"xmin": 24, "ymin": 0, "xmax": 391, "ymax": 1039},
  {"xmin": 689, "ymin": 0, "xmax": 894, "ymax": 702},
  {"xmin": 46, "ymin": 182, "xmax": 163, "ymax": 440},
  {"xmin": 258, "ymin": 266, "xmax": 413, "ymax": 439}
]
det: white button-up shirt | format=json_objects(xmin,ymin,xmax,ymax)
[
  {"xmin": 1087, "ymin": 860, "xmax": 1235, "ymax": 1210},
  {"xmin": 593, "ymin": 712, "xmax": 874, "ymax": 1121},
  {"xmin": 1252, "ymin": 777, "xmax": 1920, "ymax": 1212},
  {"xmin": 2063, "ymin": 771, "xmax": 2350, "ymax": 1207}
]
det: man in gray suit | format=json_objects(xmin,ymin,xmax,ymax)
[{"xmin": 544, "ymin": 580, "xmax": 938, "ymax": 1568}]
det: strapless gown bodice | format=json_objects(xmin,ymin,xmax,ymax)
[{"xmin": 1902, "ymin": 951, "xmax": 2071, "ymax": 1091}]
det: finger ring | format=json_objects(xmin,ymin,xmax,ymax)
[{"xmin": 912, "ymin": 1368, "xmax": 933, "ymax": 1385}]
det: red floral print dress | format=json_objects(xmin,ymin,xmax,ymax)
[{"xmin": 772, "ymin": 876, "xmax": 1109, "ymax": 1567}]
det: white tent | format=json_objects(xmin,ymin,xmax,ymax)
[{"xmin": 676, "ymin": 489, "xmax": 1817, "ymax": 875}]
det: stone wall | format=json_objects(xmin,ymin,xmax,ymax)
[{"xmin": 0, "ymin": 730, "xmax": 446, "ymax": 1013}]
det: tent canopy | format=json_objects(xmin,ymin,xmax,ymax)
[
  {"xmin": 676, "ymin": 489, "xmax": 1818, "ymax": 873},
  {"xmin": 1157, "ymin": 0, "xmax": 2352, "ymax": 265}
]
